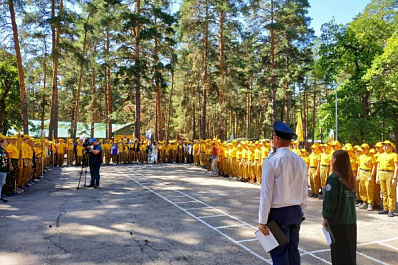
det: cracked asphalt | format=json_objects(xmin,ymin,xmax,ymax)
[{"xmin": 1, "ymin": 163, "xmax": 397, "ymax": 265}]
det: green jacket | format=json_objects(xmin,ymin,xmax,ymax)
[{"xmin": 322, "ymin": 173, "xmax": 357, "ymax": 225}]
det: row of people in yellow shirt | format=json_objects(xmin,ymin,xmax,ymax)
[
  {"xmin": 1, "ymin": 134, "xmax": 52, "ymax": 195},
  {"xmin": 306, "ymin": 140, "xmax": 397, "ymax": 217},
  {"xmin": 2, "ymin": 133, "xmax": 397, "ymax": 217}
]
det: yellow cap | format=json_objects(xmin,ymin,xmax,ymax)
[
  {"xmin": 360, "ymin": 143, "xmax": 369, "ymax": 149},
  {"xmin": 369, "ymin": 149, "xmax": 376, "ymax": 154},
  {"xmin": 375, "ymin": 142, "xmax": 383, "ymax": 147}
]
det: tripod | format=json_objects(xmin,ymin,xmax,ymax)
[{"xmin": 77, "ymin": 153, "xmax": 89, "ymax": 190}]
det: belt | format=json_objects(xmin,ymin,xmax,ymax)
[
  {"xmin": 360, "ymin": 168, "xmax": 370, "ymax": 172},
  {"xmin": 310, "ymin": 166, "xmax": 316, "ymax": 168},
  {"xmin": 321, "ymin": 165, "xmax": 329, "ymax": 167},
  {"xmin": 380, "ymin": 170, "xmax": 393, "ymax": 172}
]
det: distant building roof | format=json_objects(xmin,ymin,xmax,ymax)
[{"xmin": 7, "ymin": 120, "xmax": 127, "ymax": 139}]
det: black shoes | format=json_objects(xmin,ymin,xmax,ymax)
[
  {"xmin": 1, "ymin": 198, "xmax": 8, "ymax": 202},
  {"xmin": 378, "ymin": 209, "xmax": 388, "ymax": 214},
  {"xmin": 86, "ymin": 184, "xmax": 94, "ymax": 188}
]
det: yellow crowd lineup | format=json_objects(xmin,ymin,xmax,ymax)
[{"xmin": 0, "ymin": 133, "xmax": 397, "ymax": 218}]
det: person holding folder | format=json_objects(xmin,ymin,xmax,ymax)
[
  {"xmin": 258, "ymin": 122, "xmax": 308, "ymax": 265},
  {"xmin": 322, "ymin": 150, "xmax": 357, "ymax": 265}
]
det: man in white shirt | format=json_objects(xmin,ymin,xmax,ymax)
[{"xmin": 258, "ymin": 121, "xmax": 308, "ymax": 265}]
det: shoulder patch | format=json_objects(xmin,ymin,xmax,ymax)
[{"xmin": 326, "ymin": 184, "xmax": 332, "ymax": 192}]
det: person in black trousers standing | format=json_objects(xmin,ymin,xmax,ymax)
[
  {"xmin": 86, "ymin": 138, "xmax": 102, "ymax": 188},
  {"xmin": 322, "ymin": 150, "xmax": 357, "ymax": 265}
]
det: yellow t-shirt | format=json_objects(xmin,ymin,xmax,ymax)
[
  {"xmin": 33, "ymin": 146, "xmax": 42, "ymax": 158},
  {"xmin": 358, "ymin": 154, "xmax": 374, "ymax": 171},
  {"xmin": 103, "ymin": 143, "xmax": 111, "ymax": 151},
  {"xmin": 76, "ymin": 145, "xmax": 84, "ymax": 156},
  {"xmin": 56, "ymin": 143, "xmax": 65, "ymax": 153},
  {"xmin": 261, "ymin": 146, "xmax": 269, "ymax": 159},
  {"xmin": 67, "ymin": 143, "xmax": 74, "ymax": 151},
  {"xmin": 242, "ymin": 148, "xmax": 247, "ymax": 159},
  {"xmin": 309, "ymin": 153, "xmax": 319, "ymax": 167},
  {"xmin": 377, "ymin": 152, "xmax": 398, "ymax": 171},
  {"xmin": 5, "ymin": 143, "xmax": 19, "ymax": 159},
  {"xmin": 247, "ymin": 149, "xmax": 254, "ymax": 161},
  {"xmin": 193, "ymin": 144, "xmax": 199, "ymax": 151},
  {"xmin": 320, "ymin": 153, "xmax": 331, "ymax": 166},
  {"xmin": 350, "ymin": 154, "xmax": 358, "ymax": 171},
  {"xmin": 236, "ymin": 150, "xmax": 242, "ymax": 159},
  {"xmin": 302, "ymin": 156, "xmax": 309, "ymax": 166},
  {"xmin": 223, "ymin": 148, "xmax": 229, "ymax": 159},
  {"xmin": 254, "ymin": 148, "xmax": 261, "ymax": 160}
]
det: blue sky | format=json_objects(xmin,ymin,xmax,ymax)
[{"xmin": 308, "ymin": 0, "xmax": 372, "ymax": 36}]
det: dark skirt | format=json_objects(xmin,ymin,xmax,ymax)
[{"xmin": 329, "ymin": 223, "xmax": 357, "ymax": 265}]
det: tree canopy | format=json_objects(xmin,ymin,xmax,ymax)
[{"xmin": 0, "ymin": 0, "xmax": 396, "ymax": 146}]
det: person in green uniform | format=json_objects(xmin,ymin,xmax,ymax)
[{"xmin": 322, "ymin": 150, "xmax": 357, "ymax": 265}]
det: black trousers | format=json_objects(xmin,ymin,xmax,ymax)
[
  {"xmin": 268, "ymin": 205, "xmax": 303, "ymax": 265},
  {"xmin": 330, "ymin": 223, "xmax": 357, "ymax": 265},
  {"xmin": 5, "ymin": 159, "xmax": 18, "ymax": 194}
]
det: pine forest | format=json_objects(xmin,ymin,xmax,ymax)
[{"xmin": 0, "ymin": 0, "xmax": 397, "ymax": 146}]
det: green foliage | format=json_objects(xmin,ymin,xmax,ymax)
[{"xmin": 0, "ymin": 50, "xmax": 23, "ymax": 134}]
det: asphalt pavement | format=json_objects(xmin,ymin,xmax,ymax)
[{"xmin": 0, "ymin": 163, "xmax": 397, "ymax": 265}]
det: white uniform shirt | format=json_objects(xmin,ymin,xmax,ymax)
[{"xmin": 259, "ymin": 147, "xmax": 308, "ymax": 224}]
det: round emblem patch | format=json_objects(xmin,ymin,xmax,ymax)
[{"xmin": 326, "ymin": 184, "xmax": 332, "ymax": 192}]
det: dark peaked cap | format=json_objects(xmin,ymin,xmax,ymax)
[{"xmin": 273, "ymin": 121, "xmax": 297, "ymax": 140}]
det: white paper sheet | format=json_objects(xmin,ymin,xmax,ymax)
[
  {"xmin": 322, "ymin": 226, "xmax": 333, "ymax": 246},
  {"xmin": 255, "ymin": 229, "xmax": 279, "ymax": 253}
]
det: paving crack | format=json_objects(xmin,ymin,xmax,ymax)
[{"xmin": 56, "ymin": 199, "xmax": 68, "ymax": 228}]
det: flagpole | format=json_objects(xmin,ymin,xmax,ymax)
[{"xmin": 334, "ymin": 81, "xmax": 338, "ymax": 141}]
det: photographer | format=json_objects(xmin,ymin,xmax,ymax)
[{"xmin": 86, "ymin": 138, "xmax": 102, "ymax": 188}]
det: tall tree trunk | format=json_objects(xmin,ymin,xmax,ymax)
[
  {"xmin": 49, "ymin": 0, "xmax": 63, "ymax": 139},
  {"xmin": 270, "ymin": 0, "xmax": 277, "ymax": 124},
  {"xmin": 192, "ymin": 85, "xmax": 196, "ymax": 140},
  {"xmin": 41, "ymin": 46, "xmax": 47, "ymax": 132},
  {"xmin": 106, "ymin": 28, "xmax": 112, "ymax": 139},
  {"xmin": 90, "ymin": 49, "xmax": 97, "ymax": 138},
  {"xmin": 218, "ymin": 6, "xmax": 225, "ymax": 140},
  {"xmin": 104, "ymin": 68, "xmax": 108, "ymax": 136},
  {"xmin": 311, "ymin": 85, "xmax": 316, "ymax": 145},
  {"xmin": 8, "ymin": 0, "xmax": 29, "ymax": 134},
  {"xmin": 72, "ymin": 14, "xmax": 89, "ymax": 142},
  {"xmin": 284, "ymin": 55, "xmax": 290, "ymax": 124},
  {"xmin": 134, "ymin": 0, "xmax": 141, "ymax": 139},
  {"xmin": 167, "ymin": 71, "xmax": 174, "ymax": 142},
  {"xmin": 201, "ymin": 1, "xmax": 209, "ymax": 139},
  {"xmin": 154, "ymin": 19, "xmax": 162, "ymax": 141},
  {"xmin": 246, "ymin": 78, "xmax": 252, "ymax": 138}
]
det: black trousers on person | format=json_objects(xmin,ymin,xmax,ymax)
[
  {"xmin": 5, "ymin": 159, "xmax": 18, "ymax": 194},
  {"xmin": 268, "ymin": 205, "xmax": 303, "ymax": 265},
  {"xmin": 330, "ymin": 223, "xmax": 357, "ymax": 265}
]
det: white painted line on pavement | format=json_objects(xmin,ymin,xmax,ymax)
[
  {"xmin": 378, "ymin": 242, "xmax": 398, "ymax": 252},
  {"xmin": 216, "ymin": 224, "xmax": 248, "ymax": 229},
  {"xmin": 115, "ymin": 167, "xmax": 272, "ymax": 264},
  {"xmin": 174, "ymin": 201, "xmax": 200, "ymax": 204},
  {"xmin": 358, "ymin": 236, "xmax": 398, "ymax": 247},
  {"xmin": 236, "ymin": 238, "xmax": 257, "ymax": 243},
  {"xmin": 357, "ymin": 252, "xmax": 390, "ymax": 265},
  {"xmin": 165, "ymin": 195, "xmax": 188, "ymax": 198},
  {"xmin": 184, "ymin": 206, "xmax": 212, "ymax": 210},
  {"xmin": 198, "ymin": 214, "xmax": 226, "ymax": 219}
]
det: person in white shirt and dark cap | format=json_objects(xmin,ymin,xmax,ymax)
[{"xmin": 258, "ymin": 121, "xmax": 308, "ymax": 265}]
